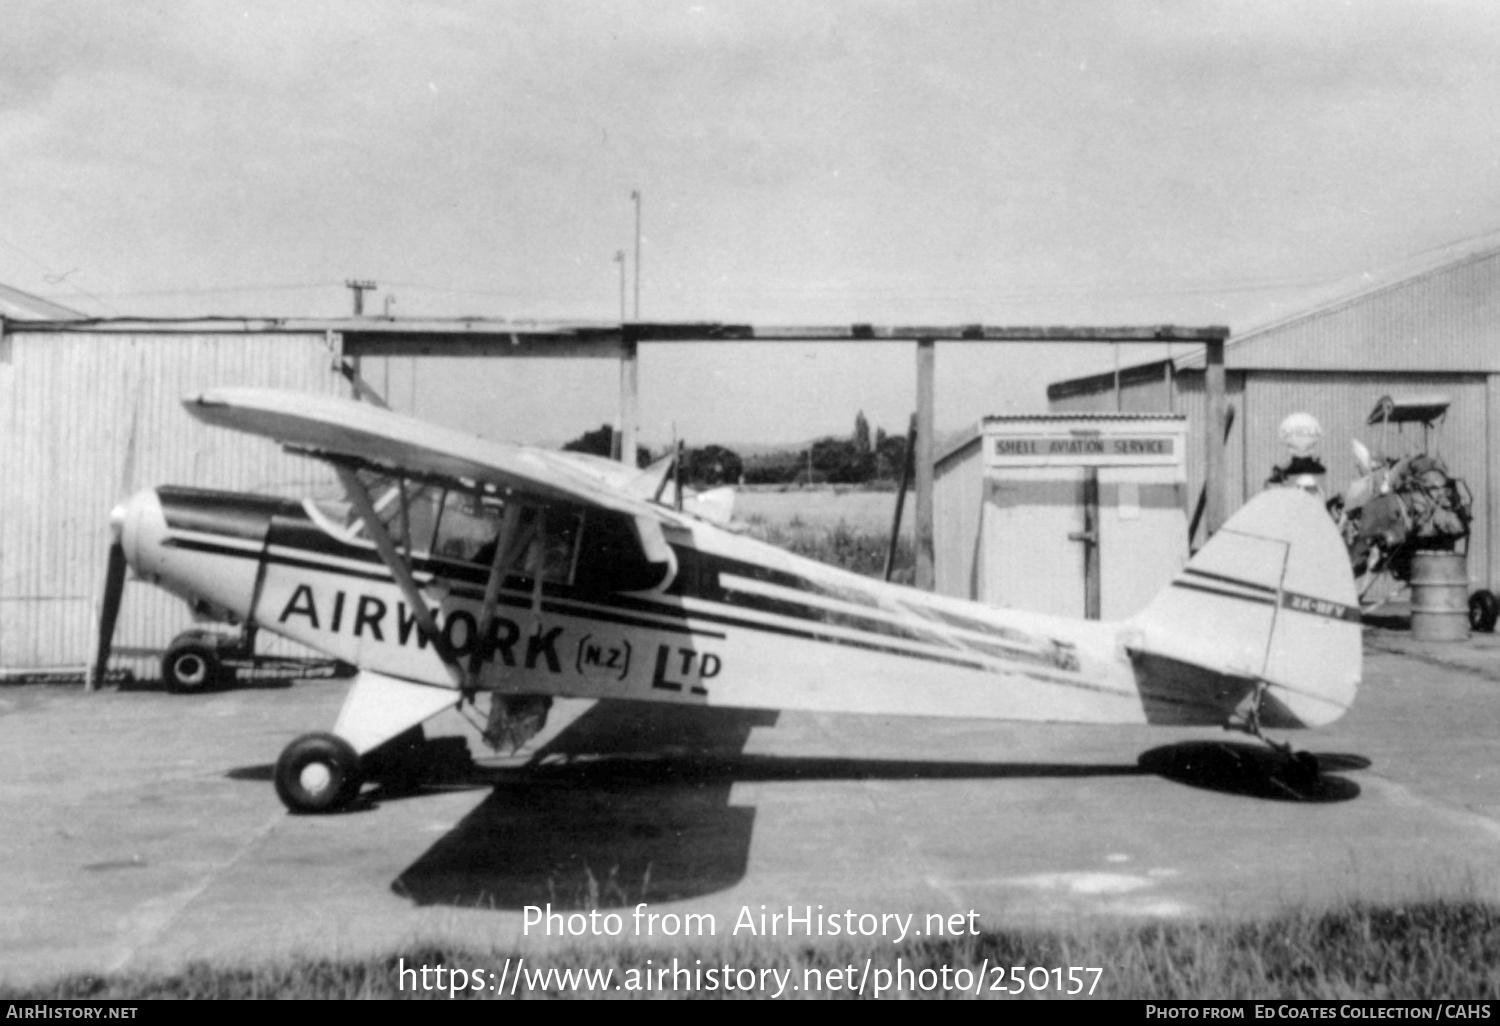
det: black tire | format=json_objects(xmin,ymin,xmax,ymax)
[
  {"xmin": 1470, "ymin": 590, "xmax": 1499, "ymax": 633},
  {"xmin": 274, "ymin": 733, "xmax": 362, "ymax": 814},
  {"xmin": 162, "ymin": 641, "xmax": 221, "ymax": 694}
]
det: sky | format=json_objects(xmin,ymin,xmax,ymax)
[{"xmin": 3, "ymin": 1, "xmax": 1500, "ymax": 448}]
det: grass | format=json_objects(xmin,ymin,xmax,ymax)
[
  {"xmin": 11, "ymin": 902, "xmax": 1500, "ymax": 999},
  {"xmin": 743, "ymin": 515, "xmax": 916, "ymax": 585},
  {"xmin": 734, "ymin": 484, "xmax": 916, "ymax": 585}
]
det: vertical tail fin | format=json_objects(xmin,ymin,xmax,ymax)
[{"xmin": 1127, "ymin": 489, "xmax": 1361, "ymax": 728}]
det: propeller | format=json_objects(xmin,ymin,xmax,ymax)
[{"xmin": 89, "ymin": 519, "xmax": 129, "ymax": 690}]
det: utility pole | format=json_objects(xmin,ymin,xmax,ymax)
[
  {"xmin": 630, "ymin": 190, "xmax": 641, "ymax": 318},
  {"xmin": 614, "ymin": 250, "xmax": 626, "ymax": 321},
  {"xmin": 345, "ymin": 279, "xmax": 376, "ymax": 316}
]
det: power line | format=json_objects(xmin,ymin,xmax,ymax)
[{"xmin": 81, "ymin": 281, "xmax": 343, "ymax": 299}]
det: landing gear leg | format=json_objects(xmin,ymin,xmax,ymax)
[
  {"xmin": 270, "ymin": 671, "xmax": 461, "ymax": 813},
  {"xmin": 1232, "ymin": 682, "xmax": 1321, "ymax": 788}
]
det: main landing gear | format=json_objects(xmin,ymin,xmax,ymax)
[
  {"xmin": 274, "ymin": 733, "xmax": 362, "ymax": 814},
  {"xmin": 272, "ymin": 673, "xmax": 466, "ymax": 814},
  {"xmin": 273, "ymin": 727, "xmax": 437, "ymax": 814}
]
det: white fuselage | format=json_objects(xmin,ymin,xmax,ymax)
[{"xmin": 119, "ymin": 486, "xmax": 1152, "ymax": 726}]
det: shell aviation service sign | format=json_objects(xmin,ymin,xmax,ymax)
[{"xmin": 986, "ymin": 433, "xmax": 1180, "ymax": 468}]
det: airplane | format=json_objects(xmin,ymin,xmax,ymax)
[{"xmin": 95, "ymin": 388, "xmax": 1362, "ymax": 814}]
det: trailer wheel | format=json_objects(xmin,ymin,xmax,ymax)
[
  {"xmin": 162, "ymin": 641, "xmax": 221, "ymax": 693},
  {"xmin": 1470, "ymin": 590, "xmax": 1499, "ymax": 633},
  {"xmin": 274, "ymin": 733, "xmax": 362, "ymax": 814}
]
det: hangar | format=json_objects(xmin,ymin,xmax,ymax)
[
  {"xmin": 1, "ymin": 307, "xmax": 1228, "ymax": 681},
  {"xmin": 1047, "ymin": 236, "xmax": 1500, "ymax": 597},
  {"xmin": 0, "ymin": 313, "xmax": 630, "ymax": 680}
]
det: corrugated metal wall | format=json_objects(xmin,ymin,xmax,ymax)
[
  {"xmin": 0, "ymin": 331, "xmax": 346, "ymax": 676},
  {"xmin": 1242, "ymin": 372, "xmax": 1492, "ymax": 590},
  {"xmin": 1225, "ymin": 250, "xmax": 1500, "ymax": 374},
  {"xmin": 934, "ymin": 437, "xmax": 984, "ymax": 600},
  {"xmin": 1049, "ymin": 368, "xmax": 1496, "ymax": 589}
]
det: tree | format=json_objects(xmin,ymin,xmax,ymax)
[
  {"xmin": 876, "ymin": 429, "xmax": 909, "ymax": 483},
  {"xmin": 683, "ymin": 444, "xmax": 743, "ymax": 487},
  {"xmin": 809, "ymin": 436, "xmax": 876, "ymax": 484},
  {"xmin": 561, "ymin": 424, "xmax": 652, "ymax": 467},
  {"xmin": 742, "ymin": 450, "xmax": 803, "ymax": 485},
  {"xmin": 853, "ymin": 410, "xmax": 872, "ymax": 454}
]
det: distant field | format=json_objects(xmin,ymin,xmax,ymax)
[
  {"xmin": 731, "ymin": 486, "xmax": 915, "ymax": 584},
  {"xmin": 733, "ymin": 486, "xmax": 913, "ymax": 536}
]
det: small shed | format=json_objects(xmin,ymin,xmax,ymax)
[{"xmin": 934, "ymin": 414, "xmax": 1189, "ymax": 620}]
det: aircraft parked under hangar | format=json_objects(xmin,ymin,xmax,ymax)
[{"xmin": 95, "ymin": 389, "xmax": 1361, "ymax": 813}]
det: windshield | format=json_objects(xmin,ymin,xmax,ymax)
[{"xmin": 303, "ymin": 471, "xmax": 581, "ymax": 585}]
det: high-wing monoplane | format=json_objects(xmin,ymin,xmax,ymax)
[{"xmin": 96, "ymin": 388, "xmax": 1361, "ymax": 813}]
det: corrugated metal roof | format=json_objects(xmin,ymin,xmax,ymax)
[
  {"xmin": 0, "ymin": 282, "xmax": 83, "ymax": 320},
  {"xmin": 1048, "ymin": 232, "xmax": 1500, "ymax": 393}
]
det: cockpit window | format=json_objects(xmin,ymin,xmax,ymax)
[
  {"xmin": 432, "ymin": 490, "xmax": 505, "ymax": 562},
  {"xmin": 305, "ymin": 476, "xmax": 443, "ymax": 551},
  {"xmin": 303, "ymin": 471, "xmax": 584, "ymax": 586}
]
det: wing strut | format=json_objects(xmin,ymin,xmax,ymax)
[
  {"xmin": 470, "ymin": 504, "xmax": 526, "ymax": 680},
  {"xmin": 334, "ymin": 465, "xmax": 467, "ymax": 690}
]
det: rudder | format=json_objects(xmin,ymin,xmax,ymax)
[{"xmin": 1127, "ymin": 489, "xmax": 1361, "ymax": 728}]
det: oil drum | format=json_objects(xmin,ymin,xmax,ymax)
[{"xmin": 1410, "ymin": 550, "xmax": 1470, "ymax": 642}]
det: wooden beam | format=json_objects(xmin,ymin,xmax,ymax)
[
  {"xmin": 627, "ymin": 323, "xmax": 1231, "ymax": 343},
  {"xmin": 915, "ymin": 338, "xmax": 936, "ymax": 591},
  {"xmin": 342, "ymin": 331, "xmax": 625, "ymax": 359},
  {"xmin": 1204, "ymin": 337, "xmax": 1228, "ymax": 538},
  {"xmin": 21, "ymin": 317, "xmax": 1230, "ymax": 346}
]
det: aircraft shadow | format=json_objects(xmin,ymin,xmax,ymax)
[
  {"xmin": 387, "ymin": 756, "xmax": 1159, "ymax": 911},
  {"xmin": 387, "ymin": 701, "xmax": 1145, "ymax": 910},
  {"xmin": 226, "ymin": 703, "xmax": 1368, "ymax": 909},
  {"xmin": 1137, "ymin": 741, "xmax": 1367, "ymax": 803}
]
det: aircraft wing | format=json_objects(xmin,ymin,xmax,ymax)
[{"xmin": 184, "ymin": 387, "xmax": 671, "ymax": 527}]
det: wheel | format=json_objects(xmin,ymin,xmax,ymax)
[
  {"xmin": 162, "ymin": 641, "xmax": 222, "ymax": 693},
  {"xmin": 1470, "ymin": 590, "xmax": 1499, "ymax": 633},
  {"xmin": 274, "ymin": 733, "xmax": 362, "ymax": 814}
]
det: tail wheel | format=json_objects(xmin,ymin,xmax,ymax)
[
  {"xmin": 1470, "ymin": 590, "xmax": 1499, "ymax": 633},
  {"xmin": 162, "ymin": 641, "xmax": 221, "ymax": 694},
  {"xmin": 274, "ymin": 733, "xmax": 362, "ymax": 814}
]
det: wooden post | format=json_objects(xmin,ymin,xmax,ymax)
[
  {"xmin": 619, "ymin": 330, "xmax": 639, "ymax": 467},
  {"xmin": 915, "ymin": 338, "xmax": 936, "ymax": 591},
  {"xmin": 1486, "ymin": 374, "xmax": 1499, "ymax": 592},
  {"xmin": 884, "ymin": 413, "xmax": 917, "ymax": 582},
  {"xmin": 1081, "ymin": 468, "xmax": 1100, "ymax": 619},
  {"xmin": 1205, "ymin": 336, "xmax": 1227, "ymax": 538}
]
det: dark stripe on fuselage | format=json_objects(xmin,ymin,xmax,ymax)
[
  {"xmin": 164, "ymin": 522, "xmax": 1080, "ymax": 681},
  {"xmin": 160, "ymin": 494, "xmax": 1086, "ymax": 680},
  {"xmin": 172, "ymin": 533, "xmax": 984, "ymax": 664},
  {"xmin": 158, "ymin": 486, "xmax": 285, "ymax": 543}
]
